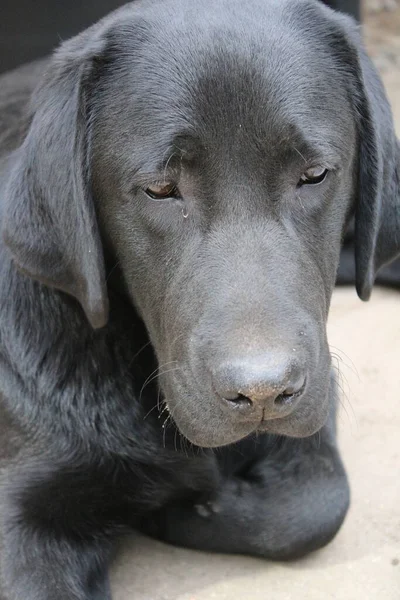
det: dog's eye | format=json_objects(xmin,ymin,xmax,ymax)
[
  {"xmin": 145, "ymin": 182, "xmax": 180, "ymax": 200},
  {"xmin": 298, "ymin": 166, "xmax": 328, "ymax": 186}
]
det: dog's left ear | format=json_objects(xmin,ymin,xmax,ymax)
[
  {"xmin": 2, "ymin": 25, "xmax": 112, "ymax": 328},
  {"xmin": 329, "ymin": 12, "xmax": 400, "ymax": 300}
]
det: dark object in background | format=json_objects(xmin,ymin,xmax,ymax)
[
  {"xmin": 0, "ymin": 0, "xmax": 360, "ymax": 74},
  {"xmin": 0, "ymin": 1, "xmax": 126, "ymax": 73},
  {"xmin": 324, "ymin": 0, "xmax": 361, "ymax": 19}
]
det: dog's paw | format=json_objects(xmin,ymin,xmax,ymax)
[
  {"xmin": 194, "ymin": 500, "xmax": 220, "ymax": 518},
  {"xmin": 193, "ymin": 478, "xmax": 252, "ymax": 518}
]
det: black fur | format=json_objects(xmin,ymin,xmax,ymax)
[{"xmin": 0, "ymin": 1, "xmax": 399, "ymax": 599}]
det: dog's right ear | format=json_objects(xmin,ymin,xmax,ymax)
[{"xmin": 2, "ymin": 18, "xmax": 123, "ymax": 328}]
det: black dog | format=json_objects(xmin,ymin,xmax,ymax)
[{"xmin": 0, "ymin": 1, "xmax": 399, "ymax": 599}]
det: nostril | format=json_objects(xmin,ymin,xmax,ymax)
[
  {"xmin": 224, "ymin": 393, "xmax": 253, "ymax": 410},
  {"xmin": 274, "ymin": 376, "xmax": 306, "ymax": 407},
  {"xmin": 274, "ymin": 391, "xmax": 296, "ymax": 407},
  {"xmin": 212, "ymin": 358, "xmax": 306, "ymax": 415},
  {"xmin": 221, "ymin": 389, "xmax": 244, "ymax": 402}
]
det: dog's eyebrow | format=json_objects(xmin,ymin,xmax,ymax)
[
  {"xmin": 282, "ymin": 118, "xmax": 350, "ymax": 169},
  {"xmin": 290, "ymin": 138, "xmax": 344, "ymax": 170},
  {"xmin": 133, "ymin": 133, "xmax": 203, "ymax": 181}
]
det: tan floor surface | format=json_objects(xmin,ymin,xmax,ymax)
[{"xmin": 110, "ymin": 9, "xmax": 400, "ymax": 600}]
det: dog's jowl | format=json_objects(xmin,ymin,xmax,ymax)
[{"xmin": 0, "ymin": 1, "xmax": 399, "ymax": 599}]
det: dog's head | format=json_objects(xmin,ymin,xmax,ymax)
[{"xmin": 3, "ymin": 0, "xmax": 399, "ymax": 447}]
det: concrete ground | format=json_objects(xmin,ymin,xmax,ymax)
[{"xmin": 110, "ymin": 5, "xmax": 400, "ymax": 599}]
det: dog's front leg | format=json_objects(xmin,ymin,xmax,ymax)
[
  {"xmin": 1, "ymin": 522, "xmax": 113, "ymax": 600},
  {"xmin": 0, "ymin": 459, "xmax": 120, "ymax": 600},
  {"xmin": 147, "ymin": 401, "xmax": 350, "ymax": 560},
  {"xmin": 0, "ymin": 446, "xmax": 220, "ymax": 600}
]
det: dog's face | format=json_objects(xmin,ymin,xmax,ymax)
[
  {"xmin": 92, "ymin": 1, "xmax": 357, "ymax": 446},
  {"xmin": 3, "ymin": 0, "xmax": 400, "ymax": 447}
]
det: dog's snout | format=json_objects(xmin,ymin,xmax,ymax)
[{"xmin": 212, "ymin": 354, "xmax": 306, "ymax": 419}]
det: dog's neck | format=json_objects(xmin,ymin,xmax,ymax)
[{"xmin": 0, "ymin": 254, "xmax": 165, "ymax": 443}]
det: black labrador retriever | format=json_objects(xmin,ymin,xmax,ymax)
[{"xmin": 0, "ymin": 0, "xmax": 399, "ymax": 598}]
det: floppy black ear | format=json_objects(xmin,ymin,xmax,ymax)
[
  {"xmin": 353, "ymin": 46, "xmax": 400, "ymax": 300},
  {"xmin": 331, "ymin": 13, "xmax": 400, "ymax": 300},
  {"xmin": 2, "ymin": 25, "xmax": 112, "ymax": 328}
]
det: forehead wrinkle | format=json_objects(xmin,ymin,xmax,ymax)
[{"xmin": 188, "ymin": 53, "xmax": 352, "ymax": 161}]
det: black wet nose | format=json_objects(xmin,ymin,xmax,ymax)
[{"xmin": 212, "ymin": 355, "xmax": 306, "ymax": 419}]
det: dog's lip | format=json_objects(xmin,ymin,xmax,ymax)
[
  {"xmin": 255, "ymin": 406, "xmax": 299, "ymax": 432},
  {"xmin": 164, "ymin": 372, "xmax": 329, "ymax": 444}
]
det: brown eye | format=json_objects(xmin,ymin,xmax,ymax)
[
  {"xmin": 145, "ymin": 182, "xmax": 180, "ymax": 200},
  {"xmin": 299, "ymin": 166, "xmax": 328, "ymax": 186}
]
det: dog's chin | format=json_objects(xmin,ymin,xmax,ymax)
[
  {"xmin": 256, "ymin": 409, "xmax": 329, "ymax": 439},
  {"xmin": 168, "ymin": 398, "xmax": 330, "ymax": 449},
  {"xmin": 171, "ymin": 414, "xmax": 258, "ymax": 448}
]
